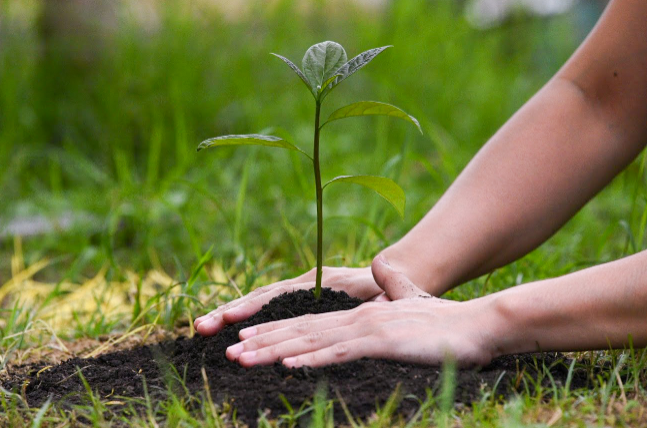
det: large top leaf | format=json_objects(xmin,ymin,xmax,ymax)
[
  {"xmin": 302, "ymin": 41, "xmax": 347, "ymax": 93},
  {"xmin": 197, "ymin": 134, "xmax": 311, "ymax": 159},
  {"xmin": 321, "ymin": 101, "xmax": 422, "ymax": 133},
  {"xmin": 270, "ymin": 53, "xmax": 314, "ymax": 96},
  {"xmin": 323, "ymin": 175, "xmax": 405, "ymax": 218},
  {"xmin": 331, "ymin": 46, "xmax": 392, "ymax": 89}
]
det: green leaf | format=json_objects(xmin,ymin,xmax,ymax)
[
  {"xmin": 302, "ymin": 41, "xmax": 347, "ymax": 92},
  {"xmin": 197, "ymin": 134, "xmax": 312, "ymax": 160},
  {"xmin": 324, "ymin": 175, "xmax": 405, "ymax": 218},
  {"xmin": 322, "ymin": 101, "xmax": 422, "ymax": 133},
  {"xmin": 319, "ymin": 73, "xmax": 342, "ymax": 94},
  {"xmin": 271, "ymin": 53, "xmax": 314, "ymax": 96},
  {"xmin": 332, "ymin": 46, "xmax": 392, "ymax": 88},
  {"xmin": 318, "ymin": 73, "xmax": 342, "ymax": 100}
]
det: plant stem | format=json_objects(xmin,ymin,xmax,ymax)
[{"xmin": 313, "ymin": 101, "xmax": 323, "ymax": 299}]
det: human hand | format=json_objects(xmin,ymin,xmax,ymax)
[
  {"xmin": 194, "ymin": 266, "xmax": 388, "ymax": 336},
  {"xmin": 225, "ymin": 257, "xmax": 497, "ymax": 368}
]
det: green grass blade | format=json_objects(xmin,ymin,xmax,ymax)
[
  {"xmin": 187, "ymin": 246, "xmax": 214, "ymax": 293},
  {"xmin": 234, "ymin": 157, "xmax": 252, "ymax": 250},
  {"xmin": 438, "ymin": 358, "xmax": 456, "ymax": 428},
  {"xmin": 30, "ymin": 397, "xmax": 52, "ymax": 428},
  {"xmin": 324, "ymin": 175, "xmax": 405, "ymax": 218}
]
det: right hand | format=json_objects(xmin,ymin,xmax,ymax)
[
  {"xmin": 194, "ymin": 266, "xmax": 388, "ymax": 336},
  {"xmin": 225, "ymin": 257, "xmax": 463, "ymax": 368}
]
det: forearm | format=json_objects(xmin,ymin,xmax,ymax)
[
  {"xmin": 484, "ymin": 250, "xmax": 647, "ymax": 355},
  {"xmin": 385, "ymin": 78, "xmax": 627, "ymax": 294},
  {"xmin": 383, "ymin": 0, "xmax": 647, "ymax": 295}
]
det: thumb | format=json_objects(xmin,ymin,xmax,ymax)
[{"xmin": 371, "ymin": 254, "xmax": 431, "ymax": 300}]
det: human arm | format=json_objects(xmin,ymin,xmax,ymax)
[
  {"xmin": 226, "ymin": 252, "xmax": 647, "ymax": 367},
  {"xmin": 381, "ymin": 0, "xmax": 647, "ymax": 296}
]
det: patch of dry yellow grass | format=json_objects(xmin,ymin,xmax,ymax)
[{"xmin": 0, "ymin": 237, "xmax": 278, "ymax": 367}]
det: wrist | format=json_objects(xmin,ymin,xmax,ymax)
[
  {"xmin": 478, "ymin": 284, "xmax": 546, "ymax": 358},
  {"xmin": 377, "ymin": 242, "xmax": 454, "ymax": 296}
]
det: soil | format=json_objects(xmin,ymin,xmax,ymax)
[{"xmin": 5, "ymin": 289, "xmax": 589, "ymax": 426}]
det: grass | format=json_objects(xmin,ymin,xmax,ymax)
[{"xmin": 2, "ymin": 0, "xmax": 647, "ymax": 426}]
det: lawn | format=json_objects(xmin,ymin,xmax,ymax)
[{"xmin": 2, "ymin": 0, "xmax": 647, "ymax": 426}]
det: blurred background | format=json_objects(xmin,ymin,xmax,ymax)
[{"xmin": 3, "ymin": 0, "xmax": 634, "ymax": 296}]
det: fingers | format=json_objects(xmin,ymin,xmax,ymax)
[
  {"xmin": 371, "ymin": 254, "xmax": 431, "ymax": 300},
  {"xmin": 225, "ymin": 307, "xmax": 375, "ymax": 367},
  {"xmin": 282, "ymin": 338, "xmax": 371, "ymax": 368},
  {"xmin": 226, "ymin": 304, "xmax": 395, "ymax": 367},
  {"xmin": 237, "ymin": 308, "xmax": 357, "ymax": 340},
  {"xmin": 194, "ymin": 280, "xmax": 307, "ymax": 336},
  {"xmin": 221, "ymin": 283, "xmax": 309, "ymax": 323},
  {"xmin": 228, "ymin": 324, "xmax": 365, "ymax": 367}
]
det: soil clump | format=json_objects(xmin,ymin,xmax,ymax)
[{"xmin": 7, "ymin": 289, "xmax": 588, "ymax": 425}]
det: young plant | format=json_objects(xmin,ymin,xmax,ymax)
[{"xmin": 198, "ymin": 41, "xmax": 421, "ymax": 299}]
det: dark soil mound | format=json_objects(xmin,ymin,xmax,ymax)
[{"xmin": 9, "ymin": 289, "xmax": 588, "ymax": 425}]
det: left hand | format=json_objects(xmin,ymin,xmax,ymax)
[{"xmin": 225, "ymin": 258, "xmax": 498, "ymax": 368}]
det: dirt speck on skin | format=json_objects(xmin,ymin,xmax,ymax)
[{"xmin": 7, "ymin": 289, "xmax": 589, "ymax": 426}]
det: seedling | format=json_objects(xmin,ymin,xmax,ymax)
[{"xmin": 198, "ymin": 41, "xmax": 421, "ymax": 298}]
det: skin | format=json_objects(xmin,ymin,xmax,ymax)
[{"xmin": 195, "ymin": 0, "xmax": 647, "ymax": 368}]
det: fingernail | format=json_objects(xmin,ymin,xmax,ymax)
[
  {"xmin": 376, "ymin": 254, "xmax": 391, "ymax": 267},
  {"xmin": 239, "ymin": 351, "xmax": 256, "ymax": 363},
  {"xmin": 283, "ymin": 357, "xmax": 296, "ymax": 367},
  {"xmin": 196, "ymin": 317, "xmax": 218, "ymax": 335},
  {"xmin": 226, "ymin": 343, "xmax": 244, "ymax": 358},
  {"xmin": 239, "ymin": 326, "xmax": 257, "ymax": 339}
]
